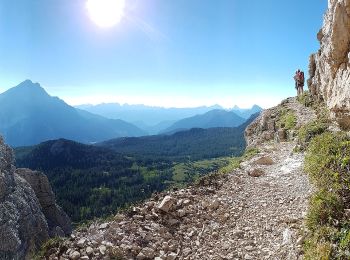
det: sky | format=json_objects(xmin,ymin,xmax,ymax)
[{"xmin": 0, "ymin": 0, "xmax": 328, "ymax": 108}]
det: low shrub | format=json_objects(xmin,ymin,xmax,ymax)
[
  {"xmin": 307, "ymin": 189, "xmax": 343, "ymax": 229},
  {"xmin": 298, "ymin": 91, "xmax": 313, "ymax": 107},
  {"xmin": 298, "ymin": 120, "xmax": 328, "ymax": 146}
]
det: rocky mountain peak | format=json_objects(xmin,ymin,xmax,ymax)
[{"xmin": 2, "ymin": 79, "xmax": 50, "ymax": 101}]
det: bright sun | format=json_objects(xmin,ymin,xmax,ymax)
[{"xmin": 86, "ymin": 0, "xmax": 126, "ymax": 28}]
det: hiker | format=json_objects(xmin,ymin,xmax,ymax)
[{"xmin": 293, "ymin": 69, "xmax": 304, "ymax": 96}]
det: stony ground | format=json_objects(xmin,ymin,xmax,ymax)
[{"xmin": 47, "ymin": 98, "xmax": 317, "ymax": 260}]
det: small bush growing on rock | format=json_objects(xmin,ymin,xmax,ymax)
[
  {"xmin": 218, "ymin": 147, "xmax": 259, "ymax": 175},
  {"xmin": 278, "ymin": 109, "xmax": 297, "ymax": 130},
  {"xmin": 242, "ymin": 147, "xmax": 260, "ymax": 159},
  {"xmin": 298, "ymin": 91, "xmax": 313, "ymax": 107}
]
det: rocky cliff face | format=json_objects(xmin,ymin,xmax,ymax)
[
  {"xmin": 16, "ymin": 168, "xmax": 72, "ymax": 237},
  {"xmin": 0, "ymin": 137, "xmax": 71, "ymax": 259},
  {"xmin": 308, "ymin": 0, "xmax": 350, "ymax": 125}
]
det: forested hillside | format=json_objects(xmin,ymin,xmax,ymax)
[
  {"xmin": 16, "ymin": 139, "xmax": 173, "ymax": 221},
  {"xmin": 98, "ymin": 113, "xmax": 258, "ymax": 161}
]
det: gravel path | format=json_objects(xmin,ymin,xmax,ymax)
[{"xmin": 184, "ymin": 141, "xmax": 313, "ymax": 260}]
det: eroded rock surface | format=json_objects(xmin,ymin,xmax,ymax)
[
  {"xmin": 0, "ymin": 136, "xmax": 71, "ymax": 259},
  {"xmin": 308, "ymin": 0, "xmax": 350, "ymax": 123},
  {"xmin": 16, "ymin": 168, "xmax": 72, "ymax": 237},
  {"xmin": 0, "ymin": 137, "xmax": 49, "ymax": 260},
  {"xmin": 245, "ymin": 97, "xmax": 316, "ymax": 147}
]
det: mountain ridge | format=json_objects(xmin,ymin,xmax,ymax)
[
  {"xmin": 161, "ymin": 109, "xmax": 246, "ymax": 134},
  {"xmin": 75, "ymin": 102, "xmax": 262, "ymax": 134},
  {"xmin": 0, "ymin": 80, "xmax": 146, "ymax": 147}
]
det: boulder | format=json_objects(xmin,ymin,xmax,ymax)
[
  {"xmin": 157, "ymin": 196, "xmax": 175, "ymax": 213},
  {"xmin": 69, "ymin": 250, "xmax": 80, "ymax": 260},
  {"xmin": 254, "ymin": 156, "xmax": 274, "ymax": 165},
  {"xmin": 248, "ymin": 168, "xmax": 265, "ymax": 177}
]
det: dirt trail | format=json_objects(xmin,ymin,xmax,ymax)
[
  {"xmin": 189, "ymin": 142, "xmax": 311, "ymax": 259},
  {"xmin": 183, "ymin": 98, "xmax": 317, "ymax": 259}
]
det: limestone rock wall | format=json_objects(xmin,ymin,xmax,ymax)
[
  {"xmin": 0, "ymin": 137, "xmax": 49, "ymax": 259},
  {"xmin": 0, "ymin": 136, "xmax": 71, "ymax": 259},
  {"xmin": 308, "ymin": 0, "xmax": 350, "ymax": 121},
  {"xmin": 16, "ymin": 168, "xmax": 72, "ymax": 237}
]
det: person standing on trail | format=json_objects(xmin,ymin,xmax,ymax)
[{"xmin": 293, "ymin": 69, "xmax": 304, "ymax": 96}]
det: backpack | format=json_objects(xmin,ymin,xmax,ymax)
[{"xmin": 300, "ymin": 71, "xmax": 305, "ymax": 82}]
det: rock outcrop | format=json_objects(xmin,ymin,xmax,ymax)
[
  {"xmin": 308, "ymin": 0, "xmax": 350, "ymax": 124},
  {"xmin": 0, "ymin": 137, "xmax": 49, "ymax": 259},
  {"xmin": 245, "ymin": 97, "xmax": 316, "ymax": 147},
  {"xmin": 16, "ymin": 168, "xmax": 72, "ymax": 237},
  {"xmin": 0, "ymin": 136, "xmax": 71, "ymax": 259}
]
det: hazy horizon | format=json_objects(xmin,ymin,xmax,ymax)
[{"xmin": 1, "ymin": 80, "xmax": 263, "ymax": 109}]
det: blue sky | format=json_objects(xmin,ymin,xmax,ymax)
[{"xmin": 0, "ymin": 0, "xmax": 327, "ymax": 108}]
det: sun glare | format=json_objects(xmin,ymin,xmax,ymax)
[{"xmin": 86, "ymin": 0, "xmax": 126, "ymax": 28}]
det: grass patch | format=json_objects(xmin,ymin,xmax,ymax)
[
  {"xmin": 32, "ymin": 237, "xmax": 64, "ymax": 260},
  {"xmin": 305, "ymin": 132, "xmax": 350, "ymax": 190},
  {"xmin": 304, "ymin": 131, "xmax": 350, "ymax": 259},
  {"xmin": 193, "ymin": 147, "xmax": 259, "ymax": 187},
  {"xmin": 219, "ymin": 147, "xmax": 259, "ymax": 174}
]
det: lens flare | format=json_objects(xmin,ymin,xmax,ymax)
[{"xmin": 86, "ymin": 0, "xmax": 126, "ymax": 28}]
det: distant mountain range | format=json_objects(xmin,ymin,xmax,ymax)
[
  {"xmin": 76, "ymin": 103, "xmax": 262, "ymax": 134},
  {"xmin": 231, "ymin": 105, "xmax": 263, "ymax": 119},
  {"xmin": 97, "ymin": 113, "xmax": 259, "ymax": 161},
  {"xmin": 161, "ymin": 109, "xmax": 246, "ymax": 134},
  {"xmin": 0, "ymin": 80, "xmax": 145, "ymax": 147},
  {"xmin": 0, "ymin": 80, "xmax": 262, "ymax": 146}
]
